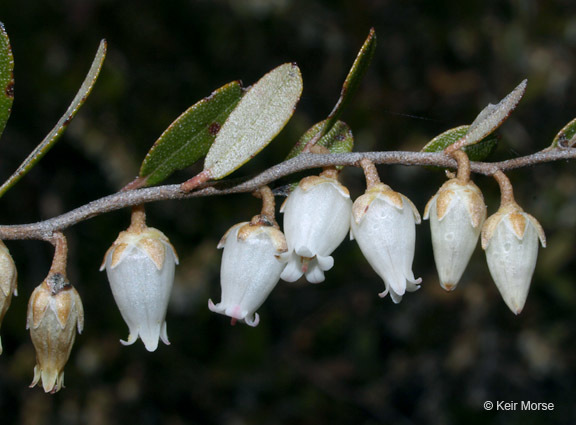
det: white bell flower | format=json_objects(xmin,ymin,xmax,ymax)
[
  {"xmin": 101, "ymin": 225, "xmax": 178, "ymax": 352},
  {"xmin": 350, "ymin": 183, "xmax": 421, "ymax": 303},
  {"xmin": 481, "ymin": 203, "xmax": 546, "ymax": 314},
  {"xmin": 424, "ymin": 178, "xmax": 487, "ymax": 291},
  {"xmin": 209, "ymin": 221, "xmax": 287, "ymax": 326},
  {"xmin": 279, "ymin": 175, "xmax": 352, "ymax": 283}
]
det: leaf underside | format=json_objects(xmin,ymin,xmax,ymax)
[
  {"xmin": 0, "ymin": 22, "xmax": 14, "ymax": 140},
  {"xmin": 457, "ymin": 79, "xmax": 526, "ymax": 149},
  {"xmin": 204, "ymin": 62, "xmax": 303, "ymax": 180},
  {"xmin": 139, "ymin": 81, "xmax": 244, "ymax": 187},
  {"xmin": 422, "ymin": 125, "xmax": 498, "ymax": 161}
]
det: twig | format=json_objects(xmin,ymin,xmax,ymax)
[{"xmin": 0, "ymin": 148, "xmax": 574, "ymax": 241}]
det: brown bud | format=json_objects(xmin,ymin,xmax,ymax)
[
  {"xmin": 27, "ymin": 273, "xmax": 84, "ymax": 393},
  {"xmin": 0, "ymin": 240, "xmax": 17, "ymax": 355}
]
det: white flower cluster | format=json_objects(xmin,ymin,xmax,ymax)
[{"xmin": 98, "ymin": 167, "xmax": 546, "ymax": 353}]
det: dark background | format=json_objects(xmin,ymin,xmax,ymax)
[{"xmin": 0, "ymin": 1, "xmax": 575, "ymax": 424}]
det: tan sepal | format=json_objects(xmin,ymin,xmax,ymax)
[
  {"xmin": 217, "ymin": 222, "xmax": 246, "ymax": 249},
  {"xmin": 465, "ymin": 186, "xmax": 487, "ymax": 229},
  {"xmin": 299, "ymin": 175, "xmax": 350, "ymax": 197},
  {"xmin": 27, "ymin": 285, "xmax": 50, "ymax": 330},
  {"xmin": 403, "ymin": 194, "xmax": 422, "ymax": 224},
  {"xmin": 423, "ymin": 195, "xmax": 435, "ymax": 220},
  {"xmin": 526, "ymin": 213, "xmax": 547, "ymax": 248},
  {"xmin": 107, "ymin": 243, "xmax": 129, "ymax": 269},
  {"xmin": 139, "ymin": 238, "xmax": 166, "ymax": 270},
  {"xmin": 508, "ymin": 212, "xmax": 527, "ymax": 240},
  {"xmin": 481, "ymin": 211, "xmax": 503, "ymax": 250},
  {"xmin": 237, "ymin": 222, "xmax": 288, "ymax": 253},
  {"xmin": 72, "ymin": 287, "xmax": 84, "ymax": 334}
]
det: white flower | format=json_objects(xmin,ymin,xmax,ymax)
[
  {"xmin": 279, "ymin": 175, "xmax": 352, "ymax": 283},
  {"xmin": 209, "ymin": 221, "xmax": 287, "ymax": 326},
  {"xmin": 101, "ymin": 226, "xmax": 178, "ymax": 351},
  {"xmin": 350, "ymin": 183, "xmax": 421, "ymax": 303},
  {"xmin": 0, "ymin": 240, "xmax": 17, "ymax": 355},
  {"xmin": 481, "ymin": 203, "xmax": 546, "ymax": 314},
  {"xmin": 424, "ymin": 178, "xmax": 487, "ymax": 291},
  {"xmin": 27, "ymin": 274, "xmax": 84, "ymax": 393}
]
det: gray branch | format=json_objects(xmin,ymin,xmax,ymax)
[{"xmin": 0, "ymin": 148, "xmax": 575, "ymax": 240}]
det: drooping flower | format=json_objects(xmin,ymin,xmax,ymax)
[
  {"xmin": 424, "ymin": 178, "xmax": 487, "ymax": 291},
  {"xmin": 209, "ymin": 220, "xmax": 287, "ymax": 326},
  {"xmin": 101, "ymin": 209, "xmax": 178, "ymax": 352},
  {"xmin": 279, "ymin": 174, "xmax": 352, "ymax": 283},
  {"xmin": 27, "ymin": 273, "xmax": 84, "ymax": 393},
  {"xmin": 0, "ymin": 240, "xmax": 17, "ymax": 355},
  {"xmin": 482, "ymin": 202, "xmax": 546, "ymax": 314},
  {"xmin": 351, "ymin": 183, "xmax": 421, "ymax": 303}
]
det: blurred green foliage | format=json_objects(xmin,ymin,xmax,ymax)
[{"xmin": 0, "ymin": 1, "xmax": 575, "ymax": 424}]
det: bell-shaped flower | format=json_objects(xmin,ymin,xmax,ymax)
[
  {"xmin": 27, "ymin": 273, "xmax": 84, "ymax": 393},
  {"xmin": 0, "ymin": 240, "xmax": 17, "ymax": 355},
  {"xmin": 350, "ymin": 183, "xmax": 421, "ymax": 303},
  {"xmin": 101, "ymin": 225, "xmax": 178, "ymax": 351},
  {"xmin": 209, "ymin": 220, "xmax": 287, "ymax": 326},
  {"xmin": 279, "ymin": 175, "xmax": 352, "ymax": 283},
  {"xmin": 481, "ymin": 203, "xmax": 546, "ymax": 314},
  {"xmin": 424, "ymin": 178, "xmax": 487, "ymax": 291}
]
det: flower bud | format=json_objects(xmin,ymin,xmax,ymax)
[
  {"xmin": 351, "ymin": 183, "xmax": 421, "ymax": 303},
  {"xmin": 209, "ymin": 220, "xmax": 287, "ymax": 326},
  {"xmin": 424, "ymin": 178, "xmax": 487, "ymax": 291},
  {"xmin": 279, "ymin": 175, "xmax": 352, "ymax": 283},
  {"xmin": 27, "ymin": 273, "xmax": 84, "ymax": 393},
  {"xmin": 0, "ymin": 240, "xmax": 17, "ymax": 355},
  {"xmin": 101, "ymin": 225, "xmax": 178, "ymax": 351},
  {"xmin": 481, "ymin": 203, "xmax": 546, "ymax": 314}
]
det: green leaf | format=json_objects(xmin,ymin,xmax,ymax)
[
  {"xmin": 0, "ymin": 39, "xmax": 107, "ymax": 198},
  {"xmin": 549, "ymin": 117, "xmax": 576, "ymax": 149},
  {"xmin": 323, "ymin": 28, "xmax": 376, "ymax": 136},
  {"xmin": 422, "ymin": 125, "xmax": 498, "ymax": 161},
  {"xmin": 138, "ymin": 81, "xmax": 243, "ymax": 187},
  {"xmin": 204, "ymin": 63, "xmax": 303, "ymax": 180},
  {"xmin": 286, "ymin": 119, "xmax": 354, "ymax": 161},
  {"xmin": 0, "ymin": 22, "xmax": 14, "ymax": 140}
]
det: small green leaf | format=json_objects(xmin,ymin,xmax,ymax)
[
  {"xmin": 138, "ymin": 81, "xmax": 243, "ymax": 187},
  {"xmin": 422, "ymin": 125, "xmax": 498, "ymax": 161},
  {"xmin": 204, "ymin": 63, "xmax": 303, "ymax": 180},
  {"xmin": 549, "ymin": 117, "xmax": 576, "ymax": 149},
  {"xmin": 0, "ymin": 39, "xmax": 107, "ymax": 198},
  {"xmin": 286, "ymin": 119, "xmax": 354, "ymax": 161},
  {"xmin": 454, "ymin": 79, "xmax": 526, "ymax": 150},
  {"xmin": 322, "ymin": 28, "xmax": 376, "ymax": 137},
  {"xmin": 0, "ymin": 22, "xmax": 14, "ymax": 139}
]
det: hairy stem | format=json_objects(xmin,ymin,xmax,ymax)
[
  {"xmin": 48, "ymin": 232, "xmax": 68, "ymax": 276},
  {"xmin": 0, "ymin": 148, "xmax": 574, "ymax": 241},
  {"xmin": 358, "ymin": 158, "xmax": 381, "ymax": 188}
]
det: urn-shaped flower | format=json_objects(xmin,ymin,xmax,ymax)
[
  {"xmin": 101, "ymin": 224, "xmax": 178, "ymax": 351},
  {"xmin": 481, "ymin": 203, "xmax": 546, "ymax": 314},
  {"xmin": 424, "ymin": 178, "xmax": 487, "ymax": 291},
  {"xmin": 27, "ymin": 274, "xmax": 84, "ymax": 393},
  {"xmin": 209, "ymin": 220, "xmax": 287, "ymax": 326},
  {"xmin": 351, "ymin": 183, "xmax": 422, "ymax": 303},
  {"xmin": 0, "ymin": 240, "xmax": 17, "ymax": 354},
  {"xmin": 279, "ymin": 175, "xmax": 352, "ymax": 283}
]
